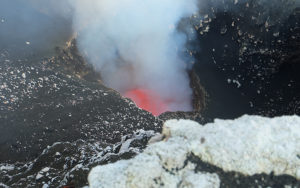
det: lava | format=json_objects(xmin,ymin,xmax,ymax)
[{"xmin": 124, "ymin": 89, "xmax": 167, "ymax": 116}]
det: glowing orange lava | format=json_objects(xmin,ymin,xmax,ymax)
[{"xmin": 124, "ymin": 89, "xmax": 167, "ymax": 116}]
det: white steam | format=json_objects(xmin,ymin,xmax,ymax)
[{"xmin": 69, "ymin": 0, "xmax": 199, "ymax": 111}]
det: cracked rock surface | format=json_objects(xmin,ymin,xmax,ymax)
[{"xmin": 89, "ymin": 116, "xmax": 300, "ymax": 188}]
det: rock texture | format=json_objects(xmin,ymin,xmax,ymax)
[
  {"xmin": 1, "ymin": 1, "xmax": 300, "ymax": 187},
  {"xmin": 0, "ymin": 46, "xmax": 161, "ymax": 187},
  {"xmin": 89, "ymin": 116, "xmax": 300, "ymax": 188},
  {"xmin": 191, "ymin": 0, "xmax": 300, "ymax": 119},
  {"xmin": 0, "ymin": 47, "xmax": 161, "ymax": 163},
  {"xmin": 0, "ymin": 130, "xmax": 155, "ymax": 187},
  {"xmin": 0, "ymin": 40, "xmax": 204, "ymax": 188}
]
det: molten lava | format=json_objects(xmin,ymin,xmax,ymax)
[{"xmin": 124, "ymin": 89, "xmax": 167, "ymax": 116}]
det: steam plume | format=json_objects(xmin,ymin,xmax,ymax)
[
  {"xmin": 3, "ymin": 0, "xmax": 296, "ymax": 113},
  {"xmin": 0, "ymin": 0, "xmax": 71, "ymax": 56},
  {"xmin": 69, "ymin": 0, "xmax": 199, "ymax": 112}
]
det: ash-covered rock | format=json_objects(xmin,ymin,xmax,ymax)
[
  {"xmin": 0, "ymin": 130, "xmax": 155, "ymax": 187},
  {"xmin": 0, "ymin": 45, "xmax": 162, "ymax": 164},
  {"xmin": 158, "ymin": 111, "xmax": 206, "ymax": 125},
  {"xmin": 0, "ymin": 28, "xmax": 165, "ymax": 186},
  {"xmin": 189, "ymin": 153, "xmax": 299, "ymax": 188},
  {"xmin": 1, "ymin": 1, "xmax": 300, "ymax": 187},
  {"xmin": 88, "ymin": 116, "xmax": 300, "ymax": 188},
  {"xmin": 51, "ymin": 40, "xmax": 103, "ymax": 84},
  {"xmin": 190, "ymin": 0, "xmax": 300, "ymax": 119},
  {"xmin": 158, "ymin": 70, "xmax": 207, "ymax": 123}
]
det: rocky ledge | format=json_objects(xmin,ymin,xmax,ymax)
[{"xmin": 89, "ymin": 116, "xmax": 300, "ymax": 188}]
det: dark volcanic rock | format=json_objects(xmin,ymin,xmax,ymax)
[
  {"xmin": 0, "ymin": 38, "xmax": 206, "ymax": 187},
  {"xmin": 0, "ymin": 48, "xmax": 161, "ymax": 163},
  {"xmin": 51, "ymin": 40, "xmax": 103, "ymax": 84},
  {"xmin": 1, "ymin": 1, "xmax": 300, "ymax": 187},
  {"xmin": 0, "ymin": 45, "xmax": 163, "ymax": 187},
  {"xmin": 0, "ymin": 130, "xmax": 155, "ymax": 187},
  {"xmin": 87, "ymin": 116, "xmax": 300, "ymax": 188},
  {"xmin": 191, "ymin": 0, "xmax": 300, "ymax": 119},
  {"xmin": 188, "ymin": 154, "xmax": 300, "ymax": 188},
  {"xmin": 158, "ymin": 70, "xmax": 207, "ymax": 124}
]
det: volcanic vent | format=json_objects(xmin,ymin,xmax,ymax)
[
  {"xmin": 122, "ymin": 70, "xmax": 205, "ymax": 116},
  {"xmin": 54, "ymin": 39, "xmax": 206, "ymax": 117},
  {"xmin": 124, "ymin": 89, "xmax": 167, "ymax": 116},
  {"xmin": 66, "ymin": 0, "xmax": 202, "ymax": 116}
]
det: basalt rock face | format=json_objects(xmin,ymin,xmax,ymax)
[
  {"xmin": 51, "ymin": 40, "xmax": 103, "ymax": 84},
  {"xmin": 0, "ymin": 36, "xmax": 208, "ymax": 187},
  {"xmin": 0, "ymin": 130, "xmax": 156, "ymax": 187},
  {"xmin": 1, "ymin": 1, "xmax": 300, "ymax": 187},
  {"xmin": 0, "ymin": 45, "xmax": 162, "ymax": 164},
  {"xmin": 158, "ymin": 70, "xmax": 207, "ymax": 123},
  {"xmin": 88, "ymin": 117, "xmax": 300, "ymax": 188},
  {"xmin": 191, "ymin": 1, "xmax": 300, "ymax": 119},
  {"xmin": 0, "ymin": 44, "xmax": 163, "ymax": 187},
  {"xmin": 0, "ymin": 40, "xmax": 205, "ymax": 187}
]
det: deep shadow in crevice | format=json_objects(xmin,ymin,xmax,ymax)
[{"xmin": 187, "ymin": 153, "xmax": 300, "ymax": 188}]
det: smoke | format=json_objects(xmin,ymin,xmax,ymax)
[
  {"xmin": 2, "ymin": 0, "xmax": 297, "ymax": 112},
  {"xmin": 0, "ymin": 0, "xmax": 72, "ymax": 57},
  {"xmin": 64, "ymin": 0, "xmax": 298, "ymax": 112},
  {"xmin": 68, "ymin": 0, "xmax": 199, "ymax": 112},
  {"xmin": 0, "ymin": 0, "xmax": 199, "ymax": 112}
]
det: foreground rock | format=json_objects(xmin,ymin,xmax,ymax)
[
  {"xmin": 0, "ymin": 49, "xmax": 161, "ymax": 163},
  {"xmin": 89, "ymin": 116, "xmax": 300, "ymax": 188},
  {"xmin": 1, "ymin": 1, "xmax": 299, "ymax": 187},
  {"xmin": 0, "ymin": 48, "xmax": 162, "ymax": 187},
  {"xmin": 0, "ymin": 130, "xmax": 156, "ymax": 187}
]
